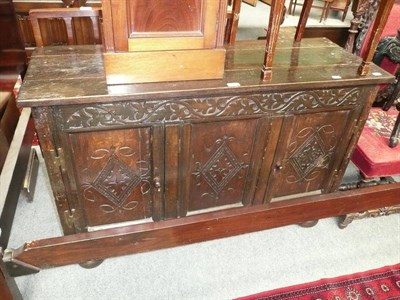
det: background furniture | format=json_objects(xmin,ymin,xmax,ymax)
[
  {"xmin": 225, "ymin": 0, "xmax": 242, "ymax": 44},
  {"xmin": 0, "ymin": 93, "xmax": 19, "ymax": 172},
  {"xmin": 29, "ymin": 7, "xmax": 102, "ymax": 47},
  {"xmin": 288, "ymin": 0, "xmax": 325, "ymax": 16},
  {"xmin": 370, "ymin": 30, "xmax": 400, "ymax": 148},
  {"xmin": 320, "ymin": 0, "xmax": 351, "ymax": 22},
  {"xmin": 289, "ymin": 0, "xmax": 350, "ymax": 22},
  {"xmin": 340, "ymin": 3, "xmax": 400, "ymax": 227}
]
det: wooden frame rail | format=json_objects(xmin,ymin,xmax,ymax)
[
  {"xmin": 0, "ymin": 108, "xmax": 35, "ymax": 249},
  {"xmin": 0, "ymin": 107, "xmax": 34, "ymax": 295},
  {"xmin": 3, "ymin": 182, "xmax": 400, "ymax": 277}
]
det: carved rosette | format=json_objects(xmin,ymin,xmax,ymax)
[{"xmin": 60, "ymin": 88, "xmax": 361, "ymax": 130}]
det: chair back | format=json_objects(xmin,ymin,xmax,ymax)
[{"xmin": 29, "ymin": 7, "xmax": 102, "ymax": 47}]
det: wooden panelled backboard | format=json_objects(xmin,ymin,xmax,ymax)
[{"xmin": 102, "ymin": 0, "xmax": 228, "ymax": 84}]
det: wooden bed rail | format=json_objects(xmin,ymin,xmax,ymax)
[{"xmin": 3, "ymin": 182, "xmax": 400, "ymax": 277}]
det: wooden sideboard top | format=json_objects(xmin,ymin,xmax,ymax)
[{"xmin": 17, "ymin": 37, "xmax": 394, "ymax": 107}]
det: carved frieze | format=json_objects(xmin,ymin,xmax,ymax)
[{"xmin": 59, "ymin": 88, "xmax": 361, "ymax": 130}]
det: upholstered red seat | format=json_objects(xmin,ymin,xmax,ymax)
[{"xmin": 352, "ymin": 107, "xmax": 400, "ymax": 178}]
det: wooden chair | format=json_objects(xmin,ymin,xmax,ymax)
[
  {"xmin": 372, "ymin": 30, "xmax": 400, "ymax": 148},
  {"xmin": 350, "ymin": 30, "xmax": 400, "ymax": 170},
  {"xmin": 340, "ymin": 7, "xmax": 400, "ymax": 227},
  {"xmin": 224, "ymin": 0, "xmax": 286, "ymax": 45},
  {"xmin": 288, "ymin": 0, "xmax": 326, "ymax": 21},
  {"xmin": 29, "ymin": 7, "xmax": 102, "ymax": 47},
  {"xmin": 289, "ymin": 0, "xmax": 349, "ymax": 22},
  {"xmin": 320, "ymin": 0, "xmax": 351, "ymax": 22}
]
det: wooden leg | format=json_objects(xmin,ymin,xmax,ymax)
[
  {"xmin": 294, "ymin": 0, "xmax": 313, "ymax": 42},
  {"xmin": 341, "ymin": 6, "xmax": 349, "ymax": 21},
  {"xmin": 289, "ymin": 0, "xmax": 297, "ymax": 16},
  {"xmin": 389, "ymin": 109, "xmax": 400, "ymax": 148},
  {"xmin": 288, "ymin": 0, "xmax": 294, "ymax": 14},
  {"xmin": 320, "ymin": 2, "xmax": 329, "ymax": 23},
  {"xmin": 340, "ymin": 206, "xmax": 400, "ymax": 228},
  {"xmin": 79, "ymin": 259, "xmax": 104, "ymax": 269},
  {"xmin": 339, "ymin": 214, "xmax": 356, "ymax": 228},
  {"xmin": 261, "ymin": 0, "xmax": 286, "ymax": 80},
  {"xmin": 299, "ymin": 220, "xmax": 319, "ymax": 227}
]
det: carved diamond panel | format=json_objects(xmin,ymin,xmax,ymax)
[
  {"xmin": 289, "ymin": 133, "xmax": 327, "ymax": 179},
  {"xmin": 93, "ymin": 154, "xmax": 141, "ymax": 206},
  {"xmin": 201, "ymin": 143, "xmax": 242, "ymax": 194}
]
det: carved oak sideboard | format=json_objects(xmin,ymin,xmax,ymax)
[{"xmin": 17, "ymin": 38, "xmax": 393, "ymax": 238}]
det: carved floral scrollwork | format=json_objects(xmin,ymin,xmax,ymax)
[
  {"xmin": 81, "ymin": 146, "xmax": 151, "ymax": 214},
  {"xmin": 61, "ymin": 88, "xmax": 361, "ymax": 130}
]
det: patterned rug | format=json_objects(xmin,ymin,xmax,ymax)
[{"xmin": 236, "ymin": 264, "xmax": 400, "ymax": 300}]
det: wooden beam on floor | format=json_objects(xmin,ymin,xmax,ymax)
[{"xmin": 4, "ymin": 182, "xmax": 400, "ymax": 276}]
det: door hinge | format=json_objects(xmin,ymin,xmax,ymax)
[
  {"xmin": 64, "ymin": 208, "xmax": 76, "ymax": 229},
  {"xmin": 49, "ymin": 147, "xmax": 66, "ymax": 172}
]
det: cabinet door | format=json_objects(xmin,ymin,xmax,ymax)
[
  {"xmin": 66, "ymin": 126, "xmax": 159, "ymax": 228},
  {"xmin": 267, "ymin": 110, "xmax": 354, "ymax": 201},
  {"xmin": 177, "ymin": 117, "xmax": 272, "ymax": 215}
]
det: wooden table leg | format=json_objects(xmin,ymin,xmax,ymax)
[
  {"xmin": 294, "ymin": 0, "xmax": 313, "ymax": 42},
  {"xmin": 261, "ymin": 0, "xmax": 286, "ymax": 81}
]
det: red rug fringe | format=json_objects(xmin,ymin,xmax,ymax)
[{"xmin": 236, "ymin": 263, "xmax": 400, "ymax": 300}]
